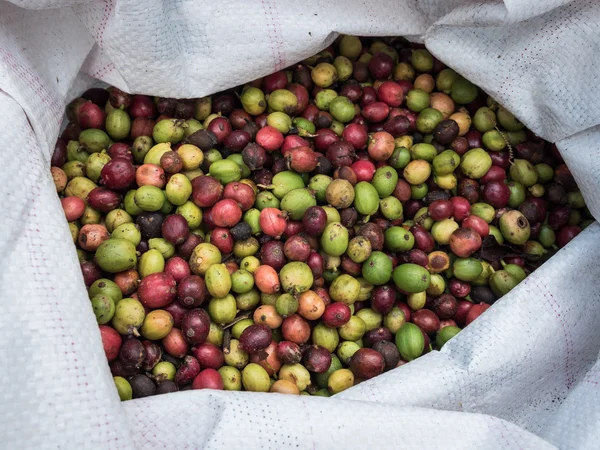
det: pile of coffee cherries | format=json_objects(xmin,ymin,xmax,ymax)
[{"xmin": 50, "ymin": 35, "xmax": 589, "ymax": 399}]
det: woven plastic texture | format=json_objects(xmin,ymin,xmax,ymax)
[{"xmin": 1, "ymin": 0, "xmax": 599, "ymax": 448}]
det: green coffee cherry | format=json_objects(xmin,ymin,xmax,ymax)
[
  {"xmin": 124, "ymin": 190, "xmax": 143, "ymax": 216},
  {"xmin": 329, "ymin": 274, "xmax": 361, "ymax": 304},
  {"xmin": 406, "ymin": 89, "xmax": 430, "ymax": 112},
  {"xmin": 433, "ymin": 150, "xmax": 460, "ymax": 175},
  {"xmin": 356, "ymin": 308, "xmax": 382, "ymax": 331},
  {"xmin": 312, "ymin": 323, "xmax": 340, "ymax": 352},
  {"xmin": 134, "ymin": 186, "xmax": 164, "ymax": 212},
  {"xmin": 242, "ymin": 363, "xmax": 271, "ymax": 392},
  {"xmin": 267, "ymin": 112, "xmax": 292, "ymax": 134},
  {"xmin": 293, "ymin": 117, "xmax": 316, "ymax": 135},
  {"xmin": 79, "ymin": 129, "xmax": 110, "ymax": 153},
  {"xmin": 85, "ymin": 152, "xmax": 111, "ymax": 183},
  {"xmin": 471, "ymin": 203, "xmax": 495, "ymax": 223},
  {"xmin": 131, "ymin": 136, "xmax": 154, "ymax": 163},
  {"xmin": 384, "ymin": 227, "xmax": 414, "ymax": 252},
  {"xmin": 327, "ymin": 369, "xmax": 354, "ymax": 394},
  {"xmin": 320, "ymin": 222, "xmax": 349, "ymax": 257},
  {"xmin": 208, "ymin": 294, "xmax": 237, "ymax": 326},
  {"xmin": 153, "ymin": 119, "xmax": 184, "ymax": 144},
  {"xmin": 280, "ymin": 189, "xmax": 316, "ymax": 220},
  {"xmin": 461, "ymin": 148, "xmax": 492, "ymax": 179},
  {"xmin": 499, "ymin": 210, "xmax": 531, "ymax": 245},
  {"xmin": 510, "ymin": 159, "xmax": 538, "ymax": 187},
  {"xmin": 507, "ymin": 181, "xmax": 526, "ymax": 208},
  {"xmin": 309, "ymin": 174, "xmax": 332, "ymax": 203},
  {"xmin": 91, "ymin": 294, "xmax": 115, "ymax": 324},
  {"xmin": 105, "ymin": 209, "xmax": 133, "ymax": 233},
  {"xmin": 482, "ymin": 130, "xmax": 507, "ymax": 151},
  {"xmin": 361, "ymin": 252, "xmax": 393, "ymax": 286},
  {"xmin": 275, "ymin": 293, "xmax": 298, "ymax": 317},
  {"xmin": 175, "ymin": 201, "xmax": 203, "ymax": 229},
  {"xmin": 436, "ymin": 326, "xmax": 461, "ymax": 349},
  {"xmin": 535, "ymin": 163, "xmax": 554, "ymax": 184},
  {"xmin": 267, "ymin": 89, "xmax": 298, "ymax": 115},
  {"xmin": 502, "ymin": 261, "xmax": 527, "ymax": 282},
  {"xmin": 451, "ymin": 77, "xmax": 478, "ymax": 104},
  {"xmin": 67, "ymin": 140, "xmax": 90, "ymax": 163},
  {"xmin": 206, "ymin": 322, "xmax": 224, "ymax": 346},
  {"xmin": 392, "ymin": 263, "xmax": 430, "ymax": 293},
  {"xmin": 489, "ymin": 269, "xmax": 519, "ymax": 296},
  {"xmin": 416, "ymin": 108, "xmax": 444, "ymax": 134},
  {"xmin": 80, "ymin": 206, "xmax": 101, "ymax": 225},
  {"xmin": 333, "ymin": 56, "xmax": 353, "ymax": 81},
  {"xmin": 279, "ymin": 364, "xmax": 311, "ymax": 391},
  {"xmin": 372, "ymin": 166, "xmax": 399, "ymax": 198},
  {"xmin": 235, "ymin": 290, "xmax": 260, "ymax": 311},
  {"xmin": 410, "ymin": 143, "xmax": 437, "ymax": 162},
  {"xmin": 329, "ymin": 96, "xmax": 355, "ymax": 123},
  {"xmin": 63, "ymin": 160, "xmax": 86, "ymax": 179},
  {"xmin": 322, "ymin": 206, "xmax": 342, "ymax": 224},
  {"xmin": 112, "ymin": 222, "xmax": 141, "ymax": 247},
  {"xmin": 152, "ymin": 361, "xmax": 176, "ymax": 382},
  {"xmin": 315, "ymin": 89, "xmax": 339, "ymax": 110},
  {"xmin": 336, "ymin": 341, "xmax": 361, "ymax": 365},
  {"xmin": 241, "ymin": 87, "xmax": 266, "ymax": 116},
  {"xmin": 279, "ymin": 262, "xmax": 313, "ymax": 294},
  {"xmin": 231, "ymin": 318, "xmax": 254, "ymax": 339},
  {"xmin": 539, "ymin": 224, "xmax": 556, "ymax": 248},
  {"xmin": 138, "ymin": 249, "xmax": 165, "ymax": 278},
  {"xmin": 395, "ymin": 322, "xmax": 425, "ymax": 361},
  {"xmin": 148, "ymin": 238, "xmax": 175, "ymax": 259},
  {"xmin": 114, "ymin": 377, "xmax": 132, "ymax": 401},
  {"xmin": 219, "ymin": 366, "xmax": 242, "ymax": 391},
  {"xmin": 347, "ymin": 236, "xmax": 373, "ymax": 263},
  {"xmin": 255, "ymin": 191, "xmax": 279, "ymax": 210},
  {"xmin": 65, "ymin": 176, "xmax": 97, "ymax": 201},
  {"xmin": 497, "ymin": 106, "xmax": 524, "ymax": 131},
  {"xmin": 209, "ymin": 159, "xmax": 242, "ymax": 184},
  {"xmin": 383, "ymin": 307, "xmax": 406, "ymax": 334},
  {"xmin": 111, "ymin": 298, "xmax": 145, "ymax": 335},
  {"xmin": 165, "ymin": 174, "xmax": 192, "ymax": 205},
  {"xmin": 105, "ymin": 109, "xmax": 131, "ymax": 140},
  {"xmin": 205, "ymin": 264, "xmax": 232, "ymax": 298},
  {"xmin": 95, "ymin": 238, "xmax": 137, "ymax": 273},
  {"xmin": 389, "ymin": 147, "xmax": 411, "ymax": 169},
  {"xmin": 89, "ymin": 278, "xmax": 123, "ymax": 303},
  {"xmin": 339, "ymin": 35, "xmax": 362, "ymax": 59},
  {"xmin": 411, "ymin": 49, "xmax": 434, "ymax": 72},
  {"xmin": 453, "ymin": 258, "xmax": 483, "ymax": 282},
  {"xmin": 473, "ymin": 107, "xmax": 497, "ymax": 132},
  {"xmin": 338, "ymin": 316, "xmax": 366, "ymax": 341},
  {"xmin": 354, "ymin": 181, "xmax": 380, "ymax": 216}
]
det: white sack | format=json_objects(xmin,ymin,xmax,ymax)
[{"xmin": 1, "ymin": 0, "xmax": 599, "ymax": 448}]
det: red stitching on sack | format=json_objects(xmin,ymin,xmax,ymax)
[
  {"xmin": 487, "ymin": 415, "xmax": 512, "ymax": 448},
  {"xmin": 544, "ymin": 291, "xmax": 575, "ymax": 389},
  {"xmin": 362, "ymin": 0, "xmax": 375, "ymax": 25},
  {"xmin": 261, "ymin": 0, "xmax": 285, "ymax": 71},
  {"xmin": 582, "ymin": 368, "xmax": 600, "ymax": 386},
  {"xmin": 92, "ymin": 62, "xmax": 116, "ymax": 79},
  {"xmin": 97, "ymin": 1, "xmax": 114, "ymax": 49},
  {"xmin": 0, "ymin": 47, "xmax": 62, "ymax": 125}
]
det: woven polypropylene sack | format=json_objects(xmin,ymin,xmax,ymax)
[{"xmin": 1, "ymin": 1, "xmax": 599, "ymax": 449}]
